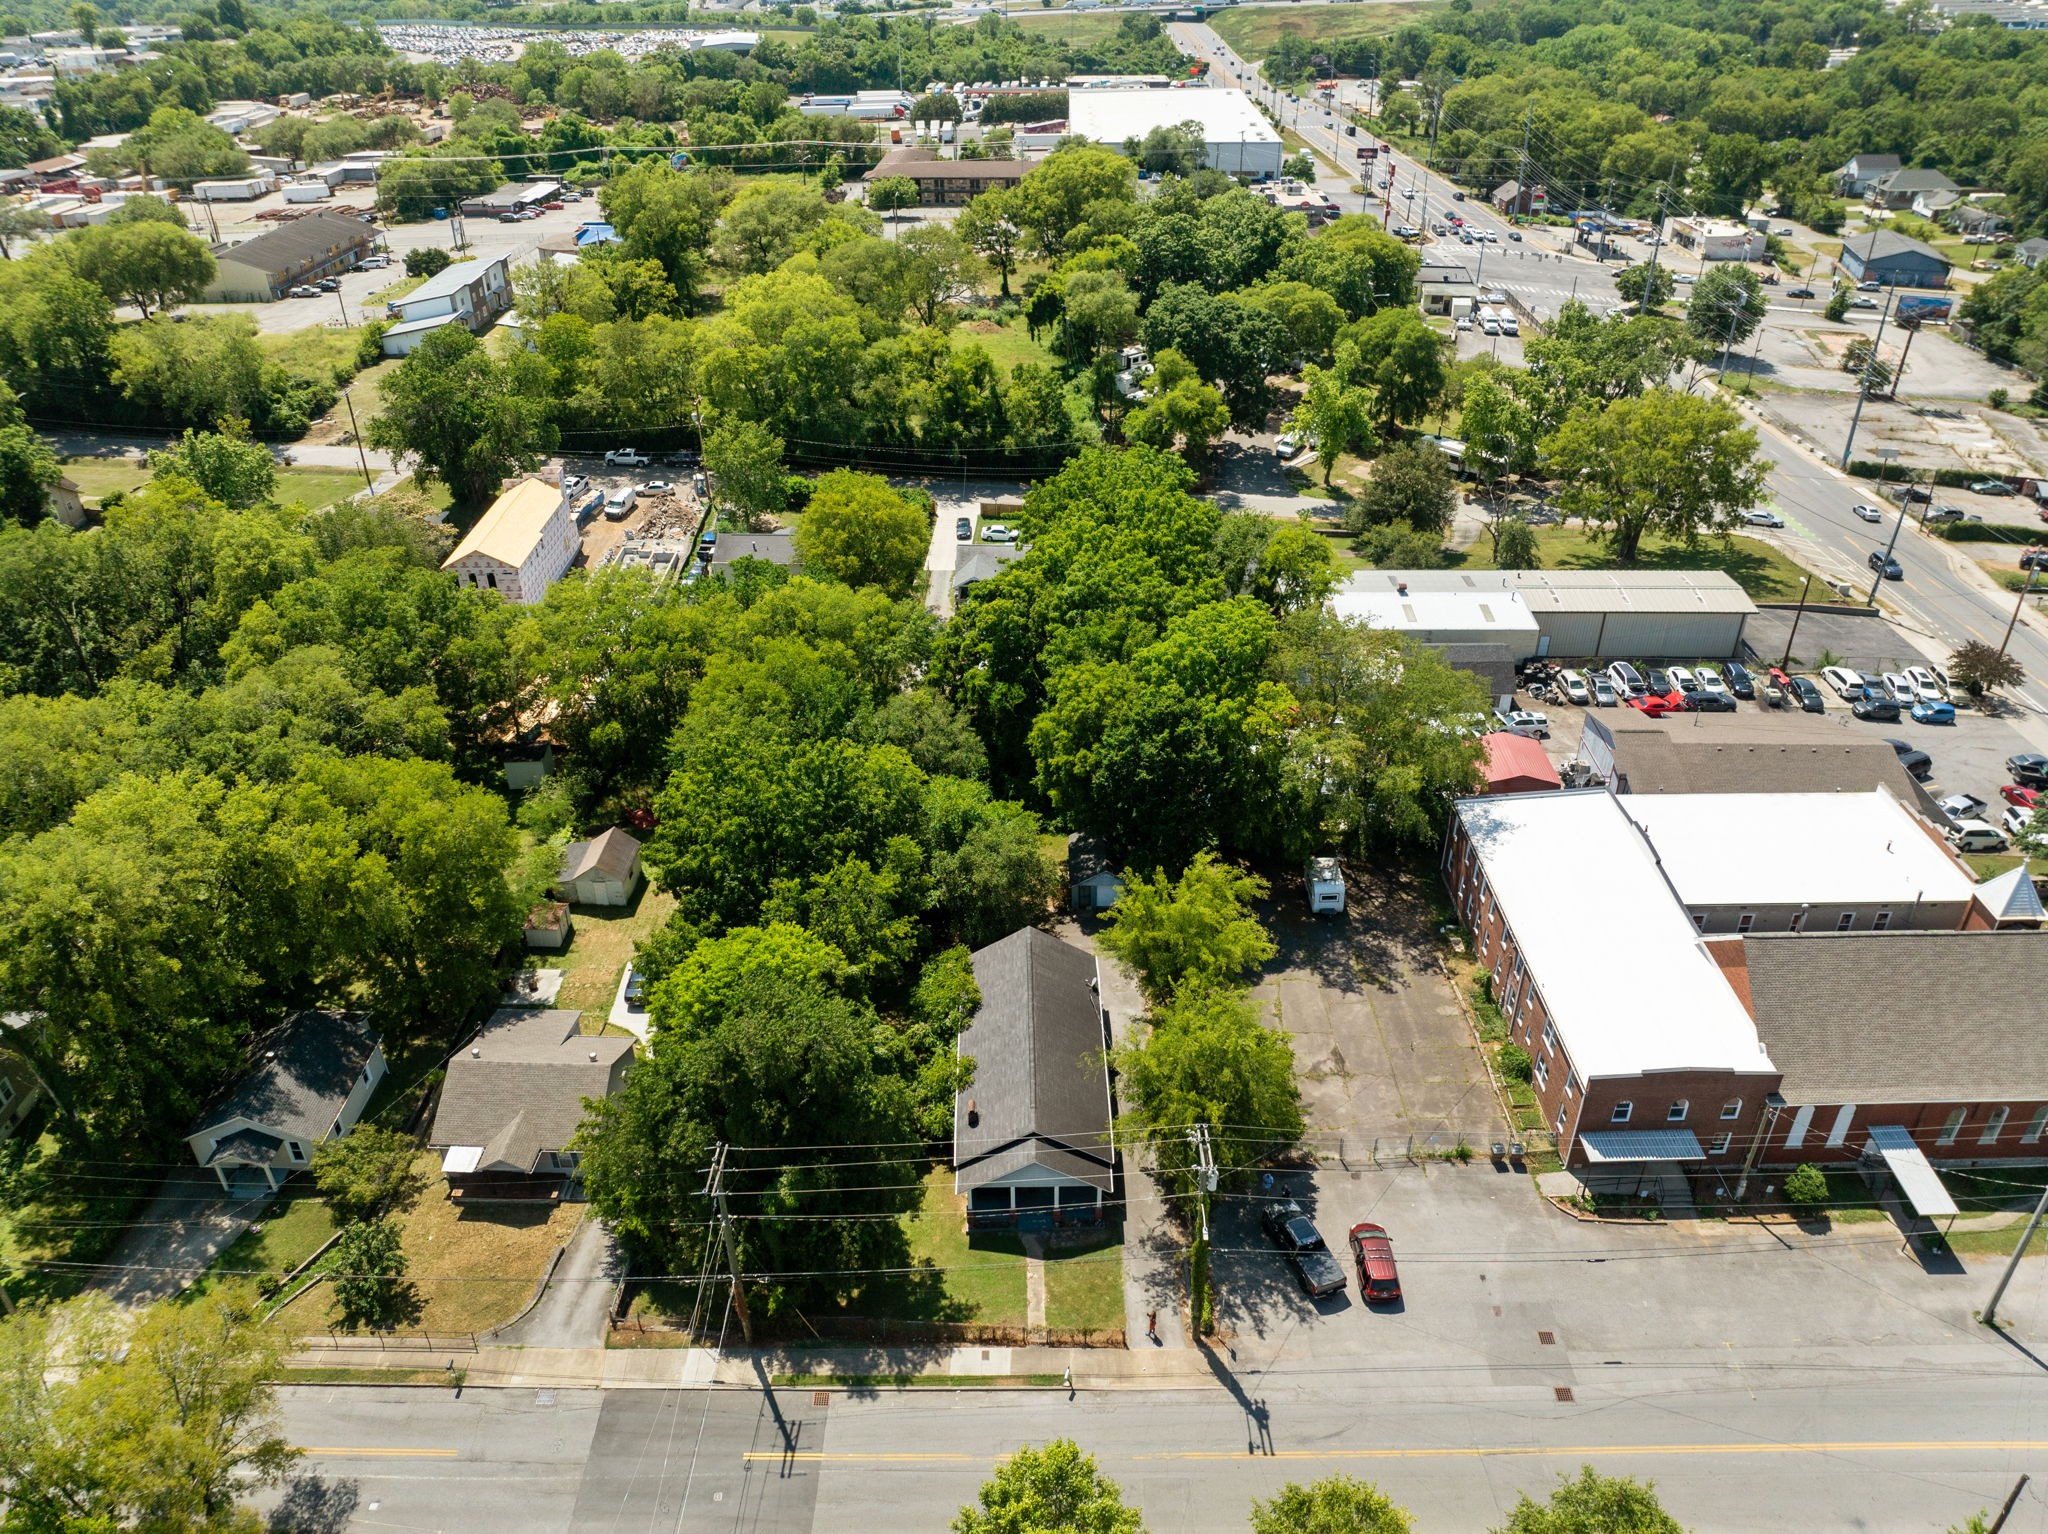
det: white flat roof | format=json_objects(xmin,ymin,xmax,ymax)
[
  {"xmin": 1068, "ymin": 86, "xmax": 1279, "ymax": 147},
  {"xmin": 1619, "ymin": 789, "xmax": 1973, "ymax": 910},
  {"xmin": 1457, "ymin": 790, "xmax": 1771, "ymax": 1079},
  {"xmin": 1331, "ymin": 584, "xmax": 1540, "ymax": 636},
  {"xmin": 1356, "ymin": 569, "xmax": 1757, "ymax": 617}
]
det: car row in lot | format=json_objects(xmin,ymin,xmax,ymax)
[
  {"xmin": 1259, "ymin": 1200, "xmax": 1401, "ymax": 1305},
  {"xmin": 1819, "ymin": 663, "xmax": 1956, "ymax": 724},
  {"xmin": 1543, "ymin": 659, "xmax": 1757, "ymax": 713}
]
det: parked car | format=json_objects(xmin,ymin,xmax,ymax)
[
  {"xmin": 1850, "ymin": 295, "xmax": 1879, "ymax": 309},
  {"xmin": 1559, "ymin": 669, "xmax": 1591, "ymax": 704},
  {"xmin": 360, "ymin": 254, "xmax": 390, "ymax": 270},
  {"xmin": 1722, "ymin": 661, "xmax": 1756, "ymax": 699},
  {"xmin": 1787, "ymin": 286, "xmax": 1816, "ymax": 298},
  {"xmin": 1787, "ymin": 675, "xmax": 1825, "ymax": 712},
  {"xmin": 1590, "ymin": 673, "xmax": 1618, "ymax": 707},
  {"xmin": 562, "ymin": 473, "xmax": 587, "ymax": 495},
  {"xmin": 1605, "ymin": 661, "xmax": 1646, "ymax": 698},
  {"xmin": 2009, "ymin": 754, "xmax": 2048, "ymax": 788},
  {"xmin": 623, "ymin": 967, "xmax": 649, "ymax": 1009},
  {"xmin": 955, "ymin": 516, "xmax": 973, "ymax": 541},
  {"xmin": 1852, "ymin": 503, "xmax": 1884, "ymax": 523},
  {"xmin": 1261, "ymin": 1202, "xmax": 1347, "ymax": 1300},
  {"xmin": 1971, "ymin": 479, "xmax": 2016, "ymax": 495},
  {"xmin": 1851, "ymin": 695, "xmax": 1901, "ymax": 722},
  {"xmin": 1924, "ymin": 505, "xmax": 1978, "ymax": 524},
  {"xmin": 315, "ymin": 277, "xmax": 340, "ymax": 292},
  {"xmin": 1686, "ymin": 691, "xmax": 1737, "ymax": 713},
  {"xmin": 287, "ymin": 285, "xmax": 319, "ymax": 298},
  {"xmin": 1912, "ymin": 699, "xmax": 1957, "ymax": 725},
  {"xmin": 1493, "ymin": 708, "xmax": 1550, "ymax": 739},
  {"xmin": 1878, "ymin": 672, "xmax": 1915, "ymax": 705},
  {"xmin": 1886, "ymin": 738, "xmax": 1934, "ymax": 779},
  {"xmin": 603, "ymin": 486, "xmax": 636, "ymax": 520},
  {"xmin": 1275, "ymin": 432, "xmax": 1302, "ymax": 458},
  {"xmin": 1857, "ymin": 280, "xmax": 1882, "ymax": 292},
  {"xmin": 1645, "ymin": 666, "xmax": 1673, "ymax": 694},
  {"xmin": 1742, "ymin": 509, "xmax": 1785, "ymax": 528},
  {"xmin": 982, "ymin": 523, "xmax": 1018, "ymax": 543},
  {"xmin": 541, "ymin": 199, "xmax": 565, "ymax": 210},
  {"xmin": 2020, "ymin": 548, "xmax": 2048, "ymax": 572},
  {"xmin": 1821, "ymin": 665, "xmax": 1867, "ymax": 700},
  {"xmin": 604, "ymin": 448, "xmax": 651, "ymax": 466},
  {"xmin": 1630, "ymin": 690, "xmax": 1687, "ymax": 718},
  {"xmin": 641, "ymin": 480, "xmax": 673, "ymax": 497},
  {"xmin": 1905, "ymin": 667, "xmax": 1947, "ymax": 702},
  {"xmin": 2001, "ymin": 784, "xmax": 2041, "ymax": 810},
  {"xmin": 1348, "ymin": 1223, "xmax": 1401, "ymax": 1304},
  {"xmin": 1695, "ymin": 667, "xmax": 1729, "ymax": 698},
  {"xmin": 1666, "ymin": 665, "xmax": 1698, "ymax": 692},
  {"xmin": 1946, "ymin": 819, "xmax": 2008, "ymax": 853},
  {"xmin": 2003, "ymin": 805, "xmax": 2036, "ymax": 838},
  {"xmin": 664, "ymin": 448, "xmax": 700, "ymax": 467},
  {"xmin": 1867, "ymin": 550, "xmax": 1904, "ymax": 580}
]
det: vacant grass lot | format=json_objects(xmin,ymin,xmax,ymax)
[
  {"xmin": 1209, "ymin": 2, "xmax": 1438, "ymax": 60},
  {"xmin": 954, "ymin": 315, "xmax": 1056, "ymax": 374},
  {"xmin": 259, "ymin": 325, "xmax": 363, "ymax": 379},
  {"xmin": 1458, "ymin": 526, "xmax": 1818, "ymax": 603},
  {"xmin": 535, "ymin": 884, "xmax": 677, "ymax": 1035},
  {"xmin": 58, "ymin": 457, "xmax": 371, "ymax": 511}
]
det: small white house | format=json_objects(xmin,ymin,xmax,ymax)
[
  {"xmin": 184, "ymin": 1011, "xmax": 385, "ymax": 1194},
  {"xmin": 559, "ymin": 827, "xmax": 644, "ymax": 907},
  {"xmin": 441, "ymin": 477, "xmax": 580, "ymax": 605}
]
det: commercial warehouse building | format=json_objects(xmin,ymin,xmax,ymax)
[
  {"xmin": 1348, "ymin": 569, "xmax": 1756, "ymax": 659},
  {"xmin": 1445, "ymin": 787, "xmax": 2045, "ymax": 1208},
  {"xmin": 1067, "ymin": 87, "xmax": 1283, "ymax": 178},
  {"xmin": 1329, "ymin": 582, "xmax": 1540, "ymax": 650},
  {"xmin": 200, "ymin": 210, "xmax": 372, "ymax": 301}
]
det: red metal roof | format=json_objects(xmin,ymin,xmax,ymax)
[{"xmin": 1481, "ymin": 731, "xmax": 1562, "ymax": 794}]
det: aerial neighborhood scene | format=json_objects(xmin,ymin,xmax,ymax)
[{"xmin": 11, "ymin": 0, "xmax": 2048, "ymax": 1525}]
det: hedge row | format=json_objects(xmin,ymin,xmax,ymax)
[
  {"xmin": 1845, "ymin": 460, "xmax": 1986, "ymax": 489},
  {"xmin": 1939, "ymin": 521, "xmax": 2043, "ymax": 545}
]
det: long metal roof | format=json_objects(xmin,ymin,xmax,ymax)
[
  {"xmin": 1354, "ymin": 568, "xmax": 1757, "ymax": 616},
  {"xmin": 1866, "ymin": 1126, "xmax": 1959, "ymax": 1217}
]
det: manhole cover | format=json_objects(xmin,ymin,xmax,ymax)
[
  {"xmin": 812, "ymin": 1391, "xmax": 830, "ymax": 1407},
  {"xmin": 1554, "ymin": 1386, "xmax": 1574, "ymax": 1403},
  {"xmin": 1537, "ymin": 1331, "xmax": 1556, "ymax": 1346}
]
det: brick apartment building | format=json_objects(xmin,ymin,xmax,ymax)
[{"xmin": 1445, "ymin": 788, "xmax": 2044, "ymax": 1209}]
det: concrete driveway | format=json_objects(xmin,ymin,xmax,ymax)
[
  {"xmin": 93, "ymin": 1166, "xmax": 275, "ymax": 1305},
  {"xmin": 491, "ymin": 1216, "xmax": 619, "ymax": 1349}
]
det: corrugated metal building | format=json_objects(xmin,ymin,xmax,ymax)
[{"xmin": 1346, "ymin": 570, "xmax": 1756, "ymax": 659}]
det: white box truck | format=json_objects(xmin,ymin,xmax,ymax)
[{"xmin": 1304, "ymin": 856, "xmax": 1345, "ymax": 916}]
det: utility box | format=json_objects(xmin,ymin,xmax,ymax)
[{"xmin": 1305, "ymin": 856, "xmax": 1345, "ymax": 916}]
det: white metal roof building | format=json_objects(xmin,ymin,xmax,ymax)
[
  {"xmin": 1067, "ymin": 86, "xmax": 1282, "ymax": 177},
  {"xmin": 1359, "ymin": 569, "xmax": 1756, "ymax": 658},
  {"xmin": 1452, "ymin": 790, "xmax": 1773, "ymax": 1081},
  {"xmin": 442, "ymin": 477, "xmax": 579, "ymax": 605},
  {"xmin": 1330, "ymin": 579, "xmax": 1541, "ymax": 649},
  {"xmin": 1620, "ymin": 787, "xmax": 1976, "ymax": 934}
]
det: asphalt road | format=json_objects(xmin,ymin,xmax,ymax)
[{"xmin": 268, "ymin": 1369, "xmax": 2048, "ymax": 1533}]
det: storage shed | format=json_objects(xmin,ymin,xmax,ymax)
[
  {"xmin": 559, "ymin": 827, "xmax": 644, "ymax": 907},
  {"xmin": 1481, "ymin": 731, "xmax": 1562, "ymax": 795}
]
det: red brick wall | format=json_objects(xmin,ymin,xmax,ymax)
[{"xmin": 1763, "ymin": 1099, "xmax": 2048, "ymax": 1166}]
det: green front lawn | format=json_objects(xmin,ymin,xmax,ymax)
[
  {"xmin": 1042, "ymin": 1233, "xmax": 1124, "ymax": 1333},
  {"xmin": 188, "ymin": 1191, "xmax": 338, "ymax": 1301},
  {"xmin": 895, "ymin": 1170, "xmax": 1028, "ymax": 1326},
  {"xmin": 57, "ymin": 457, "xmax": 150, "ymax": 501},
  {"xmin": 1459, "ymin": 525, "xmax": 1819, "ymax": 603},
  {"xmin": 58, "ymin": 459, "xmax": 368, "ymax": 511}
]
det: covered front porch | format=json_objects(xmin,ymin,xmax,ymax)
[
  {"xmin": 964, "ymin": 1174, "xmax": 1112, "ymax": 1234},
  {"xmin": 205, "ymin": 1128, "xmax": 289, "ymax": 1194},
  {"xmin": 1561, "ymin": 1129, "xmax": 1708, "ymax": 1217}
]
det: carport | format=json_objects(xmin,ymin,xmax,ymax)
[
  {"xmin": 1860, "ymin": 1125, "xmax": 1960, "ymax": 1230},
  {"xmin": 1576, "ymin": 1129, "xmax": 1706, "ymax": 1210}
]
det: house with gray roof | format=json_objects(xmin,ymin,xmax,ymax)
[
  {"xmin": 428, "ymin": 1009, "xmax": 635, "ymax": 1203},
  {"xmin": 1834, "ymin": 153, "xmax": 1900, "ymax": 196},
  {"xmin": 185, "ymin": 1011, "xmax": 385, "ymax": 1193},
  {"xmin": 954, "ymin": 929, "xmax": 1115, "ymax": 1231},
  {"xmin": 2016, "ymin": 237, "xmax": 2048, "ymax": 269},
  {"xmin": 1866, "ymin": 166, "xmax": 1961, "ymax": 209}
]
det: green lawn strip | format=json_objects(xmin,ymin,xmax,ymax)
[
  {"xmin": 275, "ymin": 468, "xmax": 372, "ymax": 510},
  {"xmin": 890, "ymin": 1171, "xmax": 1028, "ymax": 1327},
  {"xmin": 58, "ymin": 457, "xmax": 150, "ymax": 501},
  {"xmin": 1946, "ymin": 1224, "xmax": 2039, "ymax": 1258},
  {"xmin": 1966, "ymin": 852, "xmax": 2026, "ymax": 880},
  {"xmin": 187, "ymin": 1192, "xmax": 337, "ymax": 1301},
  {"xmin": 370, "ymin": 273, "xmax": 428, "ymax": 305},
  {"xmin": 1458, "ymin": 525, "xmax": 1819, "ymax": 603},
  {"xmin": 1208, "ymin": 3, "xmax": 1433, "ymax": 60},
  {"xmin": 280, "ymin": 1366, "xmax": 466, "ymax": 1386},
  {"xmin": 1041, "ymin": 1235, "xmax": 1124, "ymax": 1333}
]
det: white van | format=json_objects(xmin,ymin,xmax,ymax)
[
  {"xmin": 1946, "ymin": 820, "xmax": 2008, "ymax": 854},
  {"xmin": 1304, "ymin": 856, "xmax": 1345, "ymax": 916}
]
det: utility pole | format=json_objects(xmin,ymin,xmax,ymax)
[
  {"xmin": 1997, "ymin": 563, "xmax": 2040, "ymax": 663},
  {"xmin": 1989, "ymin": 1474, "xmax": 2031, "ymax": 1533},
  {"xmin": 1186, "ymin": 1124, "xmax": 1218, "ymax": 1336},
  {"xmin": 704, "ymin": 1143, "xmax": 755, "ymax": 1345},
  {"xmin": 1778, "ymin": 573, "xmax": 1813, "ymax": 670},
  {"xmin": 1839, "ymin": 284, "xmax": 1897, "ymax": 470},
  {"xmin": 1643, "ymin": 158, "xmax": 1676, "ymax": 305},
  {"xmin": 341, "ymin": 389, "xmax": 374, "ymax": 495},
  {"xmin": 1984, "ymin": 1181, "xmax": 2048, "ymax": 1329}
]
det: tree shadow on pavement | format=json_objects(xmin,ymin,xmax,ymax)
[{"xmin": 268, "ymin": 1474, "xmax": 359, "ymax": 1534}]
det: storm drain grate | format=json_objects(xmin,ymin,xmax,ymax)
[
  {"xmin": 535, "ymin": 1390, "xmax": 556, "ymax": 1406},
  {"xmin": 813, "ymin": 1391, "xmax": 831, "ymax": 1407},
  {"xmin": 1537, "ymin": 1331, "xmax": 1556, "ymax": 1345},
  {"xmin": 1553, "ymin": 1386, "xmax": 1575, "ymax": 1403}
]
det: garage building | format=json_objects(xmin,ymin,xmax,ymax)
[
  {"xmin": 1067, "ymin": 86, "xmax": 1282, "ymax": 178},
  {"xmin": 1358, "ymin": 569, "xmax": 1756, "ymax": 659},
  {"xmin": 1330, "ymin": 579, "xmax": 1541, "ymax": 649},
  {"xmin": 1839, "ymin": 229, "xmax": 1952, "ymax": 289}
]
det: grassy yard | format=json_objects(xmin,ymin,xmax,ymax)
[
  {"xmin": 1965, "ymin": 852, "xmax": 2027, "ymax": 880},
  {"xmin": 188, "ymin": 1191, "xmax": 337, "ymax": 1301},
  {"xmin": 1209, "ymin": 2, "xmax": 1438, "ymax": 59},
  {"xmin": 1457, "ymin": 525, "xmax": 1819, "ymax": 603},
  {"xmin": 285, "ymin": 1152, "xmax": 582, "ymax": 1336},
  {"xmin": 533, "ymin": 884, "xmax": 676, "ymax": 1035},
  {"xmin": 58, "ymin": 456, "xmax": 150, "ymax": 501},
  {"xmin": 1007, "ymin": 10, "xmax": 1144, "ymax": 44},
  {"xmin": 898, "ymin": 1170, "xmax": 1028, "ymax": 1326},
  {"xmin": 259, "ymin": 325, "xmax": 364, "ymax": 380},
  {"xmin": 370, "ymin": 273, "xmax": 427, "ymax": 305},
  {"xmin": 57, "ymin": 458, "xmax": 369, "ymax": 511},
  {"xmin": 955, "ymin": 315, "xmax": 1057, "ymax": 375},
  {"xmin": 1042, "ymin": 1233, "xmax": 1124, "ymax": 1332}
]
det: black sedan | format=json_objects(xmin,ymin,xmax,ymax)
[
  {"xmin": 2011, "ymin": 754, "xmax": 2048, "ymax": 789},
  {"xmin": 1888, "ymin": 738, "xmax": 1934, "ymax": 779},
  {"xmin": 1853, "ymin": 695, "xmax": 1901, "ymax": 722},
  {"xmin": 1868, "ymin": 550, "xmax": 1904, "ymax": 580},
  {"xmin": 1685, "ymin": 691, "xmax": 1737, "ymax": 712},
  {"xmin": 1260, "ymin": 1200, "xmax": 1347, "ymax": 1300}
]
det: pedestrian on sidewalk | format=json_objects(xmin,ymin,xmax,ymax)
[
  {"xmin": 1146, "ymin": 1309, "xmax": 1159, "ymax": 1342},
  {"xmin": 1063, "ymin": 1366, "xmax": 1073, "ymax": 1398}
]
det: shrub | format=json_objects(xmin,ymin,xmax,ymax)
[
  {"xmin": 1497, "ymin": 1042, "xmax": 1533, "ymax": 1082},
  {"xmin": 1784, "ymin": 1162, "xmax": 1829, "ymax": 1210},
  {"xmin": 1990, "ymin": 387, "xmax": 2010, "ymax": 410},
  {"xmin": 404, "ymin": 246, "xmax": 453, "ymax": 279}
]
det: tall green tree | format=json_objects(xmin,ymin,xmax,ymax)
[
  {"xmin": 1685, "ymin": 264, "xmax": 1768, "ymax": 352},
  {"xmin": 329, "ymin": 1217, "xmax": 419, "ymax": 1330},
  {"xmin": 147, "ymin": 422, "xmax": 275, "ymax": 508},
  {"xmin": 64, "ymin": 220, "xmax": 215, "ymax": 318},
  {"xmin": 793, "ymin": 469, "xmax": 929, "ymax": 597},
  {"xmin": 366, "ymin": 325, "xmax": 555, "ymax": 510},
  {"xmin": 0, "ymin": 383, "xmax": 58, "ymax": 525},
  {"xmin": 957, "ymin": 188, "xmax": 1024, "ymax": 297},
  {"xmin": 1350, "ymin": 439, "xmax": 1457, "ymax": 536},
  {"xmin": 703, "ymin": 417, "xmax": 790, "ymax": 532},
  {"xmin": 1337, "ymin": 307, "xmax": 1449, "ymax": 433},
  {"xmin": 1097, "ymin": 851, "xmax": 1275, "ymax": 1003},
  {"xmin": 1491, "ymin": 1467, "xmax": 1686, "ymax": 1534},
  {"xmin": 1542, "ymin": 388, "xmax": 1770, "ymax": 561},
  {"xmin": 1290, "ymin": 364, "xmax": 1377, "ymax": 486},
  {"xmin": 952, "ymin": 1439, "xmax": 1145, "ymax": 1534},
  {"xmin": 600, "ymin": 157, "xmax": 722, "ymax": 310},
  {"xmin": 1252, "ymin": 1475, "xmax": 1415, "ymax": 1534}
]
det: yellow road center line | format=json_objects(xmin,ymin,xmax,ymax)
[
  {"xmin": 743, "ymin": 1441, "xmax": 2048, "ymax": 1465},
  {"xmin": 298, "ymin": 1447, "xmax": 461, "ymax": 1458}
]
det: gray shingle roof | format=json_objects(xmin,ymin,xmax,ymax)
[
  {"xmin": 1067, "ymin": 835, "xmax": 1119, "ymax": 887},
  {"xmin": 561, "ymin": 826, "xmax": 641, "ymax": 883},
  {"xmin": 204, "ymin": 1127, "xmax": 282, "ymax": 1166},
  {"xmin": 189, "ymin": 1010, "xmax": 379, "ymax": 1141},
  {"xmin": 428, "ymin": 1009, "xmax": 634, "ymax": 1174},
  {"xmin": 1605, "ymin": 730, "xmax": 1945, "ymax": 820},
  {"xmin": 1873, "ymin": 167, "xmax": 1958, "ymax": 195},
  {"xmin": 954, "ymin": 929, "xmax": 1113, "ymax": 1192},
  {"xmin": 952, "ymin": 544, "xmax": 1024, "ymax": 594},
  {"xmin": 1742, "ymin": 931, "xmax": 2048, "ymax": 1103},
  {"xmin": 1843, "ymin": 229, "xmax": 1951, "ymax": 266},
  {"xmin": 214, "ymin": 211, "xmax": 370, "ymax": 280}
]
